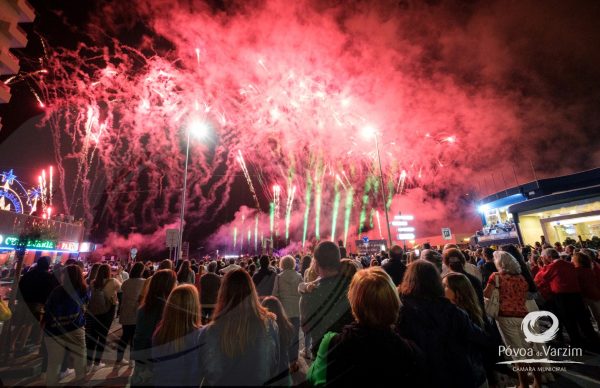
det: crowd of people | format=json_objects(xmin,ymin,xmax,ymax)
[{"xmin": 1, "ymin": 238, "xmax": 600, "ymax": 387}]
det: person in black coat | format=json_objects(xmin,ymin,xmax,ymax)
[
  {"xmin": 442, "ymin": 248, "xmax": 484, "ymax": 308},
  {"xmin": 480, "ymin": 247, "xmax": 497, "ymax": 286},
  {"xmin": 337, "ymin": 240, "xmax": 347, "ymax": 259},
  {"xmin": 382, "ymin": 245, "xmax": 407, "ymax": 286},
  {"xmin": 309, "ymin": 267, "xmax": 424, "ymax": 387},
  {"xmin": 397, "ymin": 260, "xmax": 489, "ymax": 388},
  {"xmin": 11, "ymin": 256, "xmax": 59, "ymax": 354},
  {"xmin": 252, "ymin": 255, "xmax": 277, "ymax": 297}
]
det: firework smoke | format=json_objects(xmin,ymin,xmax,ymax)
[{"xmin": 22, "ymin": 0, "xmax": 599, "ymax": 252}]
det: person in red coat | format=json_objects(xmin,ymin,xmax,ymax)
[
  {"xmin": 572, "ymin": 252, "xmax": 600, "ymax": 328},
  {"xmin": 535, "ymin": 248, "xmax": 599, "ymax": 348}
]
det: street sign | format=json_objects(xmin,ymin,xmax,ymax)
[
  {"xmin": 166, "ymin": 229, "xmax": 179, "ymax": 248},
  {"xmin": 442, "ymin": 228, "xmax": 452, "ymax": 240},
  {"xmin": 130, "ymin": 247, "xmax": 138, "ymax": 259},
  {"xmin": 362, "ymin": 236, "xmax": 369, "ymax": 244}
]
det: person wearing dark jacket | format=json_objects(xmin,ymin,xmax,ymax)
[
  {"xmin": 382, "ymin": 245, "xmax": 407, "ymax": 286},
  {"xmin": 397, "ymin": 260, "xmax": 489, "ymax": 388},
  {"xmin": 199, "ymin": 261, "xmax": 221, "ymax": 323},
  {"xmin": 252, "ymin": 255, "xmax": 277, "ymax": 297},
  {"xmin": 309, "ymin": 267, "xmax": 424, "ymax": 387},
  {"xmin": 131, "ymin": 270, "xmax": 177, "ymax": 387},
  {"xmin": 44, "ymin": 265, "xmax": 88, "ymax": 386},
  {"xmin": 11, "ymin": 256, "xmax": 59, "ymax": 354},
  {"xmin": 338, "ymin": 240, "xmax": 347, "ymax": 259},
  {"xmin": 480, "ymin": 247, "xmax": 497, "ymax": 286},
  {"xmin": 300, "ymin": 241, "xmax": 354, "ymax": 357},
  {"xmin": 442, "ymin": 248, "xmax": 484, "ymax": 308}
]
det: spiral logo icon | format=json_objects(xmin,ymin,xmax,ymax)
[{"xmin": 521, "ymin": 311, "xmax": 559, "ymax": 343}]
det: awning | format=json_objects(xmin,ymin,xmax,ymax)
[{"xmin": 508, "ymin": 185, "xmax": 600, "ymax": 215}]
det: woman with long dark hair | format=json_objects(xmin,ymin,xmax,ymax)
[
  {"xmin": 300, "ymin": 255, "xmax": 312, "ymax": 277},
  {"xmin": 130, "ymin": 269, "xmax": 177, "ymax": 386},
  {"xmin": 86, "ymin": 263, "xmax": 100, "ymax": 286},
  {"xmin": 177, "ymin": 260, "xmax": 195, "ymax": 284},
  {"xmin": 198, "ymin": 269, "xmax": 279, "ymax": 386},
  {"xmin": 262, "ymin": 296, "xmax": 295, "ymax": 384},
  {"xmin": 44, "ymin": 265, "xmax": 89, "ymax": 385},
  {"xmin": 398, "ymin": 260, "xmax": 489, "ymax": 388},
  {"xmin": 152, "ymin": 285, "xmax": 203, "ymax": 386},
  {"xmin": 86, "ymin": 263, "xmax": 121, "ymax": 370}
]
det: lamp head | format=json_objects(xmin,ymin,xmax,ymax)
[
  {"xmin": 360, "ymin": 125, "xmax": 377, "ymax": 139},
  {"xmin": 189, "ymin": 120, "xmax": 210, "ymax": 139}
]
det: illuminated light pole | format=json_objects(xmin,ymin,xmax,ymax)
[
  {"xmin": 361, "ymin": 125, "xmax": 393, "ymax": 248},
  {"xmin": 178, "ymin": 119, "xmax": 209, "ymax": 262}
]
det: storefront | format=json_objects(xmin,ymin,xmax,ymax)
[
  {"xmin": 0, "ymin": 210, "xmax": 84, "ymax": 267},
  {"xmin": 509, "ymin": 186, "xmax": 600, "ymax": 246},
  {"xmin": 0, "ymin": 233, "xmax": 81, "ymax": 267},
  {"xmin": 475, "ymin": 168, "xmax": 600, "ymax": 247}
]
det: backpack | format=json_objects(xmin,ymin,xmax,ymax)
[{"xmin": 88, "ymin": 286, "xmax": 111, "ymax": 315}]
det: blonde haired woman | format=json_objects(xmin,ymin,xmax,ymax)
[
  {"xmin": 309, "ymin": 267, "xmax": 423, "ymax": 386},
  {"xmin": 152, "ymin": 284, "xmax": 203, "ymax": 386},
  {"xmin": 484, "ymin": 251, "xmax": 541, "ymax": 388}
]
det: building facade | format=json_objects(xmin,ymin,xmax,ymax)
[
  {"xmin": 475, "ymin": 168, "xmax": 600, "ymax": 247},
  {"xmin": 0, "ymin": 0, "xmax": 35, "ymax": 128}
]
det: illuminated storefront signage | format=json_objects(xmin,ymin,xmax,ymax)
[
  {"xmin": 0, "ymin": 234, "xmax": 56, "ymax": 250},
  {"xmin": 58, "ymin": 241, "xmax": 79, "ymax": 252}
]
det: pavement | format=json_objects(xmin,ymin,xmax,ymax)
[{"xmin": 0, "ymin": 322, "xmax": 599, "ymax": 387}]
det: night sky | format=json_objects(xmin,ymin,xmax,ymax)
[{"xmin": 1, "ymin": 0, "xmax": 599, "ymax": 254}]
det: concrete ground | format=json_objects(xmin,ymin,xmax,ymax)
[{"xmin": 1, "ymin": 321, "xmax": 599, "ymax": 387}]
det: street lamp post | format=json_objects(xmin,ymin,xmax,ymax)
[
  {"xmin": 362, "ymin": 125, "xmax": 393, "ymax": 248},
  {"xmin": 177, "ymin": 120, "xmax": 209, "ymax": 264},
  {"xmin": 373, "ymin": 132, "xmax": 394, "ymax": 248},
  {"xmin": 177, "ymin": 130, "xmax": 191, "ymax": 264}
]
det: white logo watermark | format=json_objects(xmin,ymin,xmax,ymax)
[
  {"xmin": 522, "ymin": 311, "xmax": 560, "ymax": 343},
  {"xmin": 497, "ymin": 310, "xmax": 584, "ymax": 372}
]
